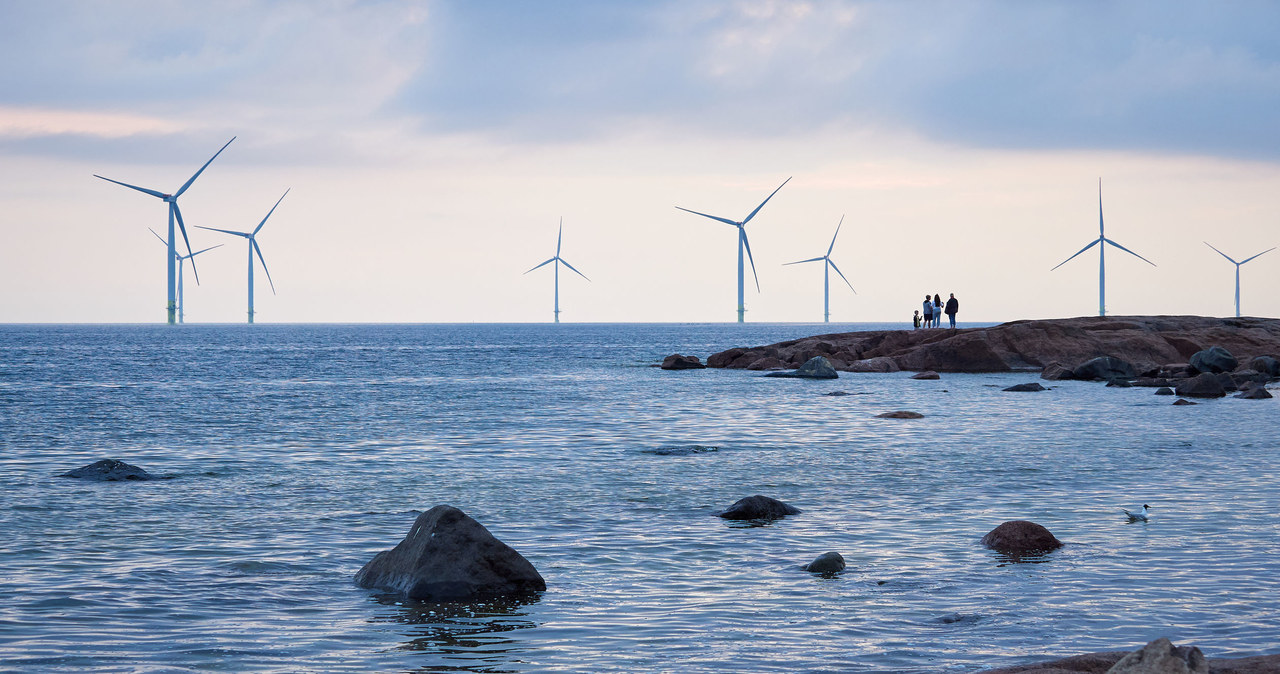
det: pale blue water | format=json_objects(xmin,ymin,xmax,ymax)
[{"xmin": 1, "ymin": 323, "xmax": 1278, "ymax": 673}]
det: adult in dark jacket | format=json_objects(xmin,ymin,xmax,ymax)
[{"xmin": 944, "ymin": 293, "xmax": 959, "ymax": 329}]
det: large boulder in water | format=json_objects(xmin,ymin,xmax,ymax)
[
  {"xmin": 910, "ymin": 371, "xmax": 941, "ymax": 380},
  {"xmin": 980, "ymin": 520, "xmax": 1062, "ymax": 554},
  {"xmin": 59, "ymin": 459, "xmax": 154, "ymax": 481},
  {"xmin": 717, "ymin": 495, "xmax": 801, "ymax": 520},
  {"xmin": 1174, "ymin": 372, "xmax": 1226, "ymax": 399},
  {"xmin": 804, "ymin": 552, "xmax": 846, "ymax": 574},
  {"xmin": 1108, "ymin": 637, "xmax": 1207, "ymax": 674},
  {"xmin": 1235, "ymin": 383, "xmax": 1273, "ymax": 400},
  {"xmin": 354, "ymin": 505, "xmax": 546, "ymax": 601},
  {"xmin": 660, "ymin": 354, "xmax": 705, "ymax": 370},
  {"xmin": 764, "ymin": 356, "xmax": 838, "ymax": 379},
  {"xmin": 1071, "ymin": 356, "xmax": 1136, "ymax": 381},
  {"xmin": 1249, "ymin": 355, "xmax": 1280, "ymax": 377},
  {"xmin": 1189, "ymin": 346, "xmax": 1237, "ymax": 374}
]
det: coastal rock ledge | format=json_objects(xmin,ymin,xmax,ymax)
[
  {"xmin": 981, "ymin": 636, "xmax": 1280, "ymax": 673},
  {"xmin": 705, "ymin": 316, "xmax": 1280, "ymax": 374},
  {"xmin": 354, "ymin": 505, "xmax": 546, "ymax": 602}
]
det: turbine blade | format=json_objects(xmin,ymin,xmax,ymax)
[
  {"xmin": 253, "ymin": 239, "xmax": 275, "ymax": 294},
  {"xmin": 253, "ymin": 188, "xmax": 289, "ymax": 235},
  {"xmin": 524, "ymin": 258, "xmax": 555, "ymax": 274},
  {"xmin": 148, "ymin": 227, "xmax": 168, "ymax": 247},
  {"xmin": 828, "ymin": 258, "xmax": 856, "ymax": 294},
  {"xmin": 1104, "ymin": 237, "xmax": 1156, "ymax": 266},
  {"xmin": 1098, "ymin": 178, "xmax": 1104, "ymax": 237},
  {"xmin": 94, "ymin": 175, "xmax": 167, "ymax": 199},
  {"xmin": 827, "ymin": 214, "xmax": 844, "ymax": 256},
  {"xmin": 195, "ymin": 226, "xmax": 251, "ymax": 238},
  {"xmin": 783, "ymin": 257, "xmax": 825, "ymax": 266},
  {"xmin": 1240, "ymin": 247, "xmax": 1276, "ymax": 265},
  {"xmin": 741, "ymin": 229, "xmax": 760, "ymax": 292},
  {"xmin": 559, "ymin": 257, "xmax": 590, "ymax": 281},
  {"xmin": 1203, "ymin": 241, "xmax": 1237, "ymax": 264},
  {"xmin": 557, "ymin": 218, "xmax": 563, "ymax": 256},
  {"xmin": 1050, "ymin": 238, "xmax": 1101, "ymax": 271},
  {"xmin": 741, "ymin": 176, "xmax": 791, "ymax": 225},
  {"xmin": 188, "ymin": 243, "xmax": 224, "ymax": 258},
  {"xmin": 174, "ymin": 136, "xmax": 235, "ymax": 198},
  {"xmin": 171, "ymin": 203, "xmax": 198, "ymax": 282},
  {"xmin": 674, "ymin": 206, "xmax": 739, "ymax": 227}
]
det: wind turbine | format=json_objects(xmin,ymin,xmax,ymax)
[
  {"xmin": 148, "ymin": 229, "xmax": 222, "ymax": 324},
  {"xmin": 1204, "ymin": 242, "xmax": 1274, "ymax": 317},
  {"xmin": 524, "ymin": 219, "xmax": 589, "ymax": 323},
  {"xmin": 95, "ymin": 137, "xmax": 236, "ymax": 324},
  {"xmin": 784, "ymin": 215, "xmax": 856, "ymax": 322},
  {"xmin": 676, "ymin": 177, "xmax": 791, "ymax": 323},
  {"xmin": 1050, "ymin": 179, "xmax": 1155, "ymax": 316},
  {"xmin": 196, "ymin": 189, "xmax": 288, "ymax": 324}
]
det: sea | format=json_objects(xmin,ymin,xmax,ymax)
[{"xmin": 1, "ymin": 323, "xmax": 1277, "ymax": 673}]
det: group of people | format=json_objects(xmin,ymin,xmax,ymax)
[{"xmin": 914, "ymin": 293, "xmax": 959, "ymax": 329}]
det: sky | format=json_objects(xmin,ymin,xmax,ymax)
[{"xmin": 3, "ymin": 0, "xmax": 1280, "ymax": 323}]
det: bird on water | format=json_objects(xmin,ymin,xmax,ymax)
[{"xmin": 1123, "ymin": 504, "xmax": 1151, "ymax": 522}]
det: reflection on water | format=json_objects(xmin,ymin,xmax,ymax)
[{"xmin": 371, "ymin": 593, "xmax": 541, "ymax": 660}]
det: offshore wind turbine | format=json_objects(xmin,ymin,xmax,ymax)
[
  {"xmin": 1204, "ymin": 242, "xmax": 1275, "ymax": 317},
  {"xmin": 94, "ymin": 137, "xmax": 236, "ymax": 324},
  {"xmin": 148, "ymin": 229, "xmax": 222, "ymax": 324},
  {"xmin": 524, "ymin": 219, "xmax": 589, "ymax": 323},
  {"xmin": 1050, "ymin": 179, "xmax": 1155, "ymax": 316},
  {"xmin": 676, "ymin": 177, "xmax": 791, "ymax": 323},
  {"xmin": 784, "ymin": 215, "xmax": 856, "ymax": 322},
  {"xmin": 196, "ymin": 189, "xmax": 288, "ymax": 324}
]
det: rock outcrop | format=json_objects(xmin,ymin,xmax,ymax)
[
  {"xmin": 1174, "ymin": 373, "xmax": 1226, "ymax": 399},
  {"xmin": 804, "ymin": 552, "xmax": 846, "ymax": 574},
  {"xmin": 660, "ymin": 354, "xmax": 705, "ymax": 370},
  {"xmin": 979, "ymin": 641, "xmax": 1280, "ymax": 673},
  {"xmin": 763, "ymin": 356, "xmax": 838, "ymax": 379},
  {"xmin": 1189, "ymin": 346, "xmax": 1237, "ymax": 374},
  {"xmin": 980, "ymin": 520, "xmax": 1062, "ymax": 554},
  {"xmin": 1107, "ymin": 637, "xmax": 1207, "ymax": 674},
  {"xmin": 704, "ymin": 316, "xmax": 1280, "ymax": 374},
  {"xmin": 354, "ymin": 505, "xmax": 545, "ymax": 601},
  {"xmin": 59, "ymin": 459, "xmax": 155, "ymax": 481},
  {"xmin": 717, "ymin": 495, "xmax": 802, "ymax": 521}
]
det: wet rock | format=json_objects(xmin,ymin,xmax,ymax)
[
  {"xmin": 981, "ymin": 649, "xmax": 1280, "ymax": 673},
  {"xmin": 642, "ymin": 445, "xmax": 719, "ymax": 456},
  {"xmin": 717, "ymin": 495, "xmax": 801, "ymax": 520},
  {"xmin": 1174, "ymin": 373, "xmax": 1226, "ymax": 398},
  {"xmin": 847, "ymin": 357, "xmax": 900, "ymax": 373},
  {"xmin": 824, "ymin": 390, "xmax": 852, "ymax": 396},
  {"xmin": 706, "ymin": 348, "xmax": 747, "ymax": 368},
  {"xmin": 354, "ymin": 505, "xmax": 546, "ymax": 601},
  {"xmin": 1040, "ymin": 362, "xmax": 1073, "ymax": 380},
  {"xmin": 1249, "ymin": 355, "xmax": 1280, "ymax": 377},
  {"xmin": 1106, "ymin": 378, "xmax": 1132, "ymax": 388},
  {"xmin": 1003, "ymin": 382, "xmax": 1046, "ymax": 392},
  {"xmin": 876, "ymin": 410, "xmax": 924, "ymax": 419},
  {"xmin": 1072, "ymin": 356, "xmax": 1136, "ymax": 381},
  {"xmin": 804, "ymin": 552, "xmax": 846, "ymax": 574},
  {"xmin": 59, "ymin": 459, "xmax": 155, "ymax": 481},
  {"xmin": 910, "ymin": 371, "xmax": 941, "ymax": 380},
  {"xmin": 1189, "ymin": 346, "xmax": 1237, "ymax": 374},
  {"xmin": 1235, "ymin": 383, "xmax": 1273, "ymax": 400},
  {"xmin": 1231, "ymin": 369, "xmax": 1267, "ymax": 387},
  {"xmin": 1215, "ymin": 372, "xmax": 1238, "ymax": 392},
  {"xmin": 1107, "ymin": 637, "xmax": 1207, "ymax": 674},
  {"xmin": 660, "ymin": 354, "xmax": 705, "ymax": 370},
  {"xmin": 1159, "ymin": 363, "xmax": 1194, "ymax": 379},
  {"xmin": 1130, "ymin": 377, "xmax": 1172, "ymax": 388},
  {"xmin": 1173, "ymin": 398, "xmax": 1198, "ymax": 406},
  {"xmin": 980, "ymin": 520, "xmax": 1062, "ymax": 554},
  {"xmin": 1155, "ymin": 387, "xmax": 1174, "ymax": 396},
  {"xmin": 764, "ymin": 356, "xmax": 838, "ymax": 379}
]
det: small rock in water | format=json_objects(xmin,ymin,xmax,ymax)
[
  {"xmin": 1235, "ymin": 383, "xmax": 1272, "ymax": 400},
  {"xmin": 876, "ymin": 410, "xmax": 924, "ymax": 419},
  {"xmin": 1154, "ymin": 387, "xmax": 1174, "ymax": 396},
  {"xmin": 804, "ymin": 551, "xmax": 846, "ymax": 574},
  {"xmin": 980, "ymin": 520, "xmax": 1062, "ymax": 554},
  {"xmin": 643, "ymin": 445, "xmax": 719, "ymax": 456},
  {"xmin": 717, "ymin": 495, "xmax": 801, "ymax": 521},
  {"xmin": 1106, "ymin": 378, "xmax": 1132, "ymax": 388},
  {"xmin": 763, "ymin": 356, "xmax": 839, "ymax": 379},
  {"xmin": 910, "ymin": 371, "xmax": 941, "ymax": 380},
  {"xmin": 1003, "ymin": 382, "xmax": 1046, "ymax": 392},
  {"xmin": 660, "ymin": 354, "xmax": 706, "ymax": 370},
  {"xmin": 1108, "ymin": 637, "xmax": 1207, "ymax": 674},
  {"xmin": 1172, "ymin": 398, "xmax": 1198, "ymax": 406},
  {"xmin": 824, "ymin": 390, "xmax": 851, "ymax": 396},
  {"xmin": 59, "ymin": 459, "xmax": 155, "ymax": 481}
]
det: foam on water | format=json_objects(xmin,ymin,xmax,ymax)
[{"xmin": 1, "ymin": 323, "xmax": 1278, "ymax": 672}]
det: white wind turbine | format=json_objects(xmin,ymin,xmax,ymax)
[
  {"xmin": 676, "ymin": 177, "xmax": 791, "ymax": 323},
  {"xmin": 94, "ymin": 137, "xmax": 235, "ymax": 324},
  {"xmin": 524, "ymin": 219, "xmax": 589, "ymax": 323},
  {"xmin": 784, "ymin": 215, "xmax": 856, "ymax": 322},
  {"xmin": 196, "ymin": 189, "xmax": 288, "ymax": 324},
  {"xmin": 148, "ymin": 228, "xmax": 222, "ymax": 324},
  {"xmin": 1204, "ymin": 242, "xmax": 1275, "ymax": 317},
  {"xmin": 1050, "ymin": 179, "xmax": 1155, "ymax": 316}
]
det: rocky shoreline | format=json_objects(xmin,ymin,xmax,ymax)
[{"xmin": 704, "ymin": 315, "xmax": 1280, "ymax": 377}]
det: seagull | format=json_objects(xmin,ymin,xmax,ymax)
[{"xmin": 1123, "ymin": 504, "xmax": 1151, "ymax": 522}]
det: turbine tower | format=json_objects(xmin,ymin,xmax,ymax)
[
  {"xmin": 148, "ymin": 229, "xmax": 221, "ymax": 324},
  {"xmin": 197, "ymin": 189, "xmax": 288, "ymax": 324},
  {"xmin": 676, "ymin": 177, "xmax": 791, "ymax": 323},
  {"xmin": 524, "ymin": 219, "xmax": 589, "ymax": 323},
  {"xmin": 1050, "ymin": 179, "xmax": 1155, "ymax": 316},
  {"xmin": 784, "ymin": 215, "xmax": 856, "ymax": 322},
  {"xmin": 95, "ymin": 137, "xmax": 236, "ymax": 324},
  {"xmin": 1204, "ymin": 242, "xmax": 1274, "ymax": 317}
]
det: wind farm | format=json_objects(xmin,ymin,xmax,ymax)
[
  {"xmin": 1050, "ymin": 180, "xmax": 1157, "ymax": 317},
  {"xmin": 1204, "ymin": 242, "xmax": 1276, "ymax": 317},
  {"xmin": 196, "ymin": 189, "xmax": 289, "ymax": 324},
  {"xmin": 784, "ymin": 215, "xmax": 856, "ymax": 323},
  {"xmin": 148, "ymin": 228, "xmax": 221, "ymax": 324},
  {"xmin": 524, "ymin": 219, "xmax": 589, "ymax": 323}
]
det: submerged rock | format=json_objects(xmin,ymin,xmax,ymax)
[
  {"xmin": 824, "ymin": 390, "xmax": 852, "ymax": 396},
  {"xmin": 1003, "ymin": 382, "xmax": 1046, "ymax": 392},
  {"xmin": 1155, "ymin": 387, "xmax": 1175, "ymax": 396},
  {"xmin": 1189, "ymin": 345, "xmax": 1237, "ymax": 374},
  {"xmin": 660, "ymin": 354, "xmax": 705, "ymax": 370},
  {"xmin": 642, "ymin": 445, "xmax": 720, "ymax": 456},
  {"xmin": 1108, "ymin": 637, "xmax": 1207, "ymax": 674},
  {"xmin": 1105, "ymin": 378, "xmax": 1132, "ymax": 388},
  {"xmin": 910, "ymin": 371, "xmax": 941, "ymax": 380},
  {"xmin": 763, "ymin": 356, "xmax": 838, "ymax": 379},
  {"xmin": 804, "ymin": 552, "xmax": 846, "ymax": 574},
  {"xmin": 1174, "ymin": 372, "xmax": 1226, "ymax": 398},
  {"xmin": 354, "ymin": 505, "xmax": 545, "ymax": 602},
  {"xmin": 59, "ymin": 459, "xmax": 154, "ymax": 481},
  {"xmin": 980, "ymin": 520, "xmax": 1062, "ymax": 554},
  {"xmin": 717, "ymin": 495, "xmax": 801, "ymax": 521},
  {"xmin": 876, "ymin": 410, "xmax": 924, "ymax": 419},
  {"xmin": 1173, "ymin": 398, "xmax": 1198, "ymax": 406}
]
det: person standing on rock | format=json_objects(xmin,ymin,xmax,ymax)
[
  {"xmin": 945, "ymin": 293, "xmax": 959, "ymax": 329},
  {"xmin": 922, "ymin": 295, "xmax": 934, "ymax": 329},
  {"xmin": 913, "ymin": 309, "xmax": 921, "ymax": 329},
  {"xmin": 932, "ymin": 293, "xmax": 943, "ymax": 327}
]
